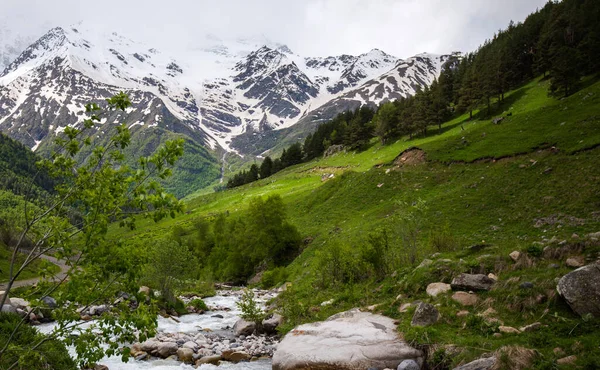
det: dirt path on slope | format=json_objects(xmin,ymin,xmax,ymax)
[{"xmin": 0, "ymin": 254, "xmax": 69, "ymax": 290}]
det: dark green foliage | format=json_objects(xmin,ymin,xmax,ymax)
[
  {"xmin": 189, "ymin": 298, "xmax": 208, "ymax": 311},
  {"xmin": 0, "ymin": 313, "xmax": 76, "ymax": 370},
  {"xmin": 259, "ymin": 156, "xmax": 273, "ymax": 179},
  {"xmin": 185, "ymin": 195, "xmax": 301, "ymax": 283},
  {"xmin": 0, "ymin": 133, "xmax": 54, "ymax": 201}
]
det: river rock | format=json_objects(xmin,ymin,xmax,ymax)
[
  {"xmin": 177, "ymin": 347, "xmax": 194, "ymax": 363},
  {"xmin": 272, "ymin": 309, "xmax": 422, "ymax": 370},
  {"xmin": 41, "ymin": 296, "xmax": 57, "ymax": 309},
  {"xmin": 451, "ymin": 273, "xmax": 495, "ymax": 291},
  {"xmin": 426, "ymin": 282, "xmax": 451, "ymax": 297},
  {"xmin": 397, "ymin": 359, "xmax": 420, "ymax": 370},
  {"xmin": 197, "ymin": 355, "xmax": 221, "ymax": 365},
  {"xmin": 140, "ymin": 339, "xmax": 160, "ymax": 353},
  {"xmin": 156, "ymin": 341, "xmax": 178, "ymax": 358},
  {"xmin": 9, "ymin": 298, "xmax": 29, "ymax": 309},
  {"xmin": 557, "ymin": 264, "xmax": 600, "ymax": 318},
  {"xmin": 182, "ymin": 341, "xmax": 198, "ymax": 351},
  {"xmin": 263, "ymin": 313, "xmax": 283, "ymax": 334},
  {"xmin": 233, "ymin": 318, "xmax": 256, "ymax": 336},
  {"xmin": 222, "ymin": 349, "xmax": 251, "ymax": 362},
  {"xmin": 453, "ymin": 356, "xmax": 496, "ymax": 370},
  {"xmin": 411, "ymin": 302, "xmax": 439, "ymax": 327}
]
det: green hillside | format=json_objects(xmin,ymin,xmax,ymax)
[{"xmin": 109, "ymin": 75, "xmax": 600, "ymax": 368}]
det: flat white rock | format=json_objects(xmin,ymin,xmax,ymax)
[{"xmin": 272, "ymin": 309, "xmax": 422, "ymax": 370}]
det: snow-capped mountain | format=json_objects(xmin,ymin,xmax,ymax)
[{"xmin": 0, "ymin": 24, "xmax": 447, "ymax": 158}]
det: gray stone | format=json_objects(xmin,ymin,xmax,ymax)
[
  {"xmin": 557, "ymin": 264, "xmax": 600, "ymax": 318},
  {"xmin": 233, "ymin": 318, "xmax": 256, "ymax": 336},
  {"xmin": 411, "ymin": 302, "xmax": 439, "ymax": 327},
  {"xmin": 453, "ymin": 356, "xmax": 496, "ymax": 370},
  {"xmin": 156, "ymin": 341, "xmax": 178, "ymax": 358},
  {"xmin": 182, "ymin": 341, "xmax": 198, "ymax": 351},
  {"xmin": 273, "ymin": 309, "xmax": 422, "ymax": 370},
  {"xmin": 398, "ymin": 359, "xmax": 420, "ymax": 370},
  {"xmin": 140, "ymin": 339, "xmax": 160, "ymax": 353},
  {"xmin": 9, "ymin": 298, "xmax": 29, "ymax": 309},
  {"xmin": 520, "ymin": 282, "xmax": 534, "ymax": 289},
  {"xmin": 135, "ymin": 353, "xmax": 148, "ymax": 361},
  {"xmin": 451, "ymin": 273, "xmax": 495, "ymax": 291},
  {"xmin": 262, "ymin": 313, "xmax": 283, "ymax": 334},
  {"xmin": 1, "ymin": 304, "xmax": 17, "ymax": 314},
  {"xmin": 41, "ymin": 296, "xmax": 57, "ymax": 309}
]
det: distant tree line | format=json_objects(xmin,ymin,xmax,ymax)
[{"xmin": 226, "ymin": 0, "xmax": 599, "ymax": 189}]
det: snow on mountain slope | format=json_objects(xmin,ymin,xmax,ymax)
[
  {"xmin": 228, "ymin": 53, "xmax": 450, "ymax": 155},
  {"xmin": 0, "ymin": 24, "xmax": 446, "ymax": 156}
]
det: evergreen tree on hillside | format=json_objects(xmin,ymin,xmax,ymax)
[
  {"xmin": 260, "ymin": 156, "xmax": 273, "ymax": 178},
  {"xmin": 373, "ymin": 102, "xmax": 398, "ymax": 144}
]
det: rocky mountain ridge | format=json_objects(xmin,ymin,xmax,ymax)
[{"xmin": 0, "ymin": 24, "xmax": 447, "ymax": 156}]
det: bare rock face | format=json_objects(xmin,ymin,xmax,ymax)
[
  {"xmin": 557, "ymin": 264, "xmax": 600, "ymax": 318},
  {"xmin": 451, "ymin": 273, "xmax": 495, "ymax": 291},
  {"xmin": 272, "ymin": 309, "xmax": 423, "ymax": 370}
]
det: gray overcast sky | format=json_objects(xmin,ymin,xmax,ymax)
[{"xmin": 2, "ymin": 0, "xmax": 548, "ymax": 58}]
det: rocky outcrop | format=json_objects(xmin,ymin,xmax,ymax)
[
  {"xmin": 272, "ymin": 309, "xmax": 423, "ymax": 370},
  {"xmin": 451, "ymin": 273, "xmax": 495, "ymax": 291},
  {"xmin": 557, "ymin": 264, "xmax": 600, "ymax": 318}
]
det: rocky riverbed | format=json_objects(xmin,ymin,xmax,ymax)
[{"xmin": 37, "ymin": 288, "xmax": 279, "ymax": 370}]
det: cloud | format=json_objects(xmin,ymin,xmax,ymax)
[{"xmin": 1, "ymin": 0, "xmax": 547, "ymax": 58}]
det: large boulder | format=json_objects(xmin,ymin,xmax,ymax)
[
  {"xmin": 233, "ymin": 318, "xmax": 256, "ymax": 336},
  {"xmin": 411, "ymin": 302, "xmax": 439, "ymax": 327},
  {"xmin": 451, "ymin": 274, "xmax": 495, "ymax": 291},
  {"xmin": 557, "ymin": 264, "xmax": 600, "ymax": 318},
  {"xmin": 272, "ymin": 309, "xmax": 423, "ymax": 370}
]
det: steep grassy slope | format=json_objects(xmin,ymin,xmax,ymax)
[{"xmin": 110, "ymin": 76, "xmax": 600, "ymax": 368}]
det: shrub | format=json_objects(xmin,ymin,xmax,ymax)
[
  {"xmin": 526, "ymin": 244, "xmax": 543, "ymax": 258},
  {"xmin": 0, "ymin": 312, "xmax": 76, "ymax": 370},
  {"xmin": 189, "ymin": 298, "xmax": 208, "ymax": 312},
  {"xmin": 237, "ymin": 289, "xmax": 266, "ymax": 331}
]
